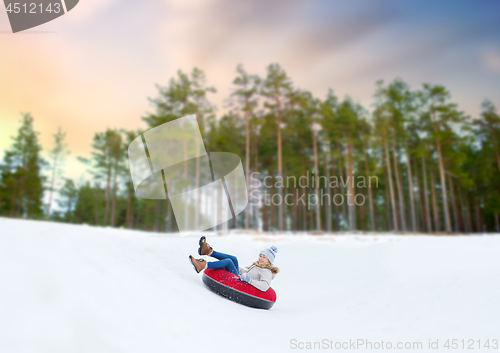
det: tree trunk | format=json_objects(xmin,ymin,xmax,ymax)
[
  {"xmin": 359, "ymin": 195, "xmax": 367, "ymax": 230},
  {"xmin": 104, "ymin": 166, "xmax": 111, "ymax": 226},
  {"xmin": 183, "ymin": 139, "xmax": 189, "ymax": 231},
  {"xmin": 429, "ymin": 163, "xmax": 440, "ymax": 232},
  {"xmin": 94, "ymin": 184, "xmax": 99, "ymax": 226},
  {"xmin": 16, "ymin": 153, "xmax": 28, "ymax": 218},
  {"xmin": 324, "ymin": 151, "xmax": 332, "ymax": 232},
  {"xmin": 67, "ymin": 198, "xmax": 73, "ymax": 223},
  {"xmin": 346, "ymin": 143, "xmax": 356, "ymax": 231},
  {"xmin": 412, "ymin": 157, "xmax": 422, "ymax": 232},
  {"xmin": 301, "ymin": 164, "xmax": 307, "ymax": 231},
  {"xmin": 465, "ymin": 190, "xmax": 473, "ymax": 233},
  {"xmin": 474, "ymin": 195, "xmax": 480, "ymax": 232},
  {"xmin": 292, "ymin": 187, "xmax": 297, "ymax": 231},
  {"xmin": 10, "ymin": 181, "xmax": 18, "ymax": 218},
  {"xmin": 129, "ymin": 207, "xmax": 134, "ymax": 230},
  {"xmin": 363, "ymin": 142, "xmax": 375, "ymax": 231},
  {"xmin": 337, "ymin": 142, "xmax": 347, "ymax": 226},
  {"xmin": 331, "ymin": 153, "xmax": 340, "ymax": 232},
  {"xmin": 262, "ymin": 191, "xmax": 268, "ymax": 231},
  {"xmin": 244, "ymin": 108, "xmax": 251, "ymax": 229},
  {"xmin": 125, "ymin": 189, "xmax": 132, "ymax": 229},
  {"xmin": 447, "ymin": 173, "xmax": 459, "ymax": 233},
  {"xmin": 312, "ymin": 124, "xmax": 321, "ymax": 231},
  {"xmin": 275, "ymin": 95, "xmax": 284, "ymax": 231},
  {"xmin": 167, "ymin": 200, "xmax": 173, "ymax": 232},
  {"xmin": 404, "ymin": 140, "xmax": 416, "ymax": 232},
  {"xmin": 384, "ymin": 168, "xmax": 391, "ymax": 231},
  {"xmin": 474, "ymin": 191, "xmax": 482, "ymax": 232},
  {"xmin": 45, "ymin": 154, "xmax": 59, "ymax": 220},
  {"xmin": 110, "ymin": 163, "xmax": 118, "ymax": 227},
  {"xmin": 155, "ymin": 200, "xmax": 161, "ymax": 232},
  {"xmin": 432, "ymin": 113, "xmax": 451, "ymax": 232},
  {"xmin": 457, "ymin": 183, "xmax": 468, "ymax": 233},
  {"xmin": 270, "ymin": 186, "xmax": 275, "ymax": 231},
  {"xmin": 384, "ymin": 132, "xmax": 398, "ymax": 231},
  {"xmin": 16, "ymin": 165, "xmax": 25, "ymax": 218},
  {"xmin": 421, "ymin": 156, "xmax": 432, "ymax": 232},
  {"xmin": 392, "ymin": 135, "xmax": 406, "ymax": 232},
  {"xmin": 252, "ymin": 130, "xmax": 259, "ymax": 230},
  {"xmin": 296, "ymin": 188, "xmax": 301, "ymax": 231}
]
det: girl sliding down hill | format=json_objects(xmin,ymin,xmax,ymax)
[{"xmin": 189, "ymin": 237, "xmax": 279, "ymax": 292}]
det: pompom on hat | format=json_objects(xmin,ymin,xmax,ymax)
[{"xmin": 260, "ymin": 246, "xmax": 278, "ymax": 264}]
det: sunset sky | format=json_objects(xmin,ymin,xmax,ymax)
[{"xmin": 1, "ymin": 0, "xmax": 499, "ymax": 183}]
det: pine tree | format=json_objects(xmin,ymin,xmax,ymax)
[
  {"xmin": 474, "ymin": 100, "xmax": 500, "ymax": 173},
  {"xmin": 385, "ymin": 79, "xmax": 417, "ymax": 231},
  {"xmin": 45, "ymin": 127, "xmax": 69, "ymax": 220},
  {"xmin": 231, "ymin": 64, "xmax": 260, "ymax": 229},
  {"xmin": 191, "ymin": 67, "xmax": 217, "ymax": 134},
  {"xmin": 261, "ymin": 63, "xmax": 293, "ymax": 231},
  {"xmin": 373, "ymin": 97, "xmax": 398, "ymax": 232},
  {"xmin": 79, "ymin": 129, "xmax": 123, "ymax": 226},
  {"xmin": 0, "ymin": 113, "xmax": 45, "ymax": 218},
  {"xmin": 358, "ymin": 118, "xmax": 376, "ymax": 231},
  {"xmin": 420, "ymin": 84, "xmax": 467, "ymax": 232},
  {"xmin": 336, "ymin": 99, "xmax": 361, "ymax": 231},
  {"xmin": 321, "ymin": 90, "xmax": 342, "ymax": 231},
  {"xmin": 57, "ymin": 178, "xmax": 78, "ymax": 222}
]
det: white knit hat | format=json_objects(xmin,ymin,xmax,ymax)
[{"xmin": 260, "ymin": 246, "xmax": 278, "ymax": 264}]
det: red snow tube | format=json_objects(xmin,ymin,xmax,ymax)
[{"xmin": 202, "ymin": 268, "xmax": 277, "ymax": 309}]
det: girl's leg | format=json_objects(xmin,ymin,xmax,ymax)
[
  {"xmin": 206, "ymin": 258, "xmax": 239, "ymax": 275},
  {"xmin": 210, "ymin": 250, "xmax": 239, "ymax": 270}
]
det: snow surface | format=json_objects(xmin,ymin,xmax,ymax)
[{"xmin": 1, "ymin": 218, "xmax": 499, "ymax": 353}]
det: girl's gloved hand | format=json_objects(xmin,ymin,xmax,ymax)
[{"xmin": 239, "ymin": 273, "xmax": 252, "ymax": 284}]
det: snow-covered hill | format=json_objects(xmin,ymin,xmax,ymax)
[{"xmin": 1, "ymin": 218, "xmax": 499, "ymax": 353}]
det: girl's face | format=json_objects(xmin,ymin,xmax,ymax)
[{"xmin": 259, "ymin": 253, "xmax": 270, "ymax": 265}]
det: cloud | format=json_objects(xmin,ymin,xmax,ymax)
[
  {"xmin": 482, "ymin": 48, "xmax": 500, "ymax": 72},
  {"xmin": 1, "ymin": 0, "xmax": 500, "ymax": 183},
  {"xmin": 64, "ymin": 0, "xmax": 118, "ymax": 22},
  {"xmin": 158, "ymin": 0, "xmax": 400, "ymax": 72},
  {"xmin": 159, "ymin": 0, "xmax": 306, "ymax": 67},
  {"xmin": 279, "ymin": 3, "xmax": 397, "ymax": 69}
]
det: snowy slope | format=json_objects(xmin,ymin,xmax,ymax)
[{"xmin": 1, "ymin": 218, "xmax": 499, "ymax": 353}]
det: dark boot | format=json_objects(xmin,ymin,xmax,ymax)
[
  {"xmin": 198, "ymin": 236, "xmax": 213, "ymax": 256},
  {"xmin": 189, "ymin": 255, "xmax": 207, "ymax": 273}
]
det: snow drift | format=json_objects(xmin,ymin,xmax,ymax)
[{"xmin": 1, "ymin": 218, "xmax": 499, "ymax": 352}]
